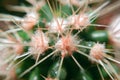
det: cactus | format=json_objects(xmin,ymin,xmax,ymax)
[{"xmin": 0, "ymin": 0, "xmax": 120, "ymax": 80}]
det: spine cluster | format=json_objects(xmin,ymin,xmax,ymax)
[{"xmin": 0, "ymin": 0, "xmax": 120, "ymax": 80}]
